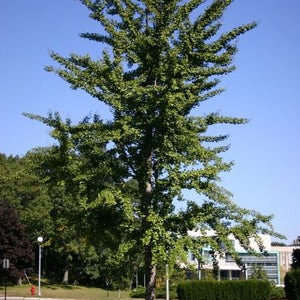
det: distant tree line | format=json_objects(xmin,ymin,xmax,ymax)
[{"xmin": 0, "ymin": 151, "xmax": 136, "ymax": 288}]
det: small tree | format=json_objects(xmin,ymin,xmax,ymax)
[
  {"xmin": 284, "ymin": 269, "xmax": 300, "ymax": 300},
  {"xmin": 0, "ymin": 201, "xmax": 34, "ymax": 284},
  {"xmin": 250, "ymin": 264, "xmax": 268, "ymax": 281},
  {"xmin": 291, "ymin": 248, "xmax": 300, "ymax": 269}
]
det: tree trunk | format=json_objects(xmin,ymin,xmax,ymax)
[
  {"xmin": 145, "ymin": 246, "xmax": 156, "ymax": 300},
  {"xmin": 63, "ymin": 270, "xmax": 69, "ymax": 284},
  {"xmin": 17, "ymin": 278, "xmax": 23, "ymax": 286},
  {"xmin": 62, "ymin": 258, "xmax": 69, "ymax": 284},
  {"xmin": 143, "ymin": 140, "xmax": 156, "ymax": 300}
]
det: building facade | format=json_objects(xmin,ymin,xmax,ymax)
[
  {"xmin": 188, "ymin": 232, "xmax": 281, "ymax": 284},
  {"xmin": 271, "ymin": 245, "xmax": 300, "ymax": 282}
]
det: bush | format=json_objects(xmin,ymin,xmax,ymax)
[
  {"xmin": 130, "ymin": 287, "xmax": 146, "ymax": 298},
  {"xmin": 156, "ymin": 285, "xmax": 178, "ymax": 299},
  {"xmin": 177, "ymin": 279, "xmax": 271, "ymax": 300},
  {"xmin": 284, "ymin": 269, "xmax": 300, "ymax": 300},
  {"xmin": 291, "ymin": 249, "xmax": 300, "ymax": 270},
  {"xmin": 130, "ymin": 285, "xmax": 178, "ymax": 299},
  {"xmin": 270, "ymin": 285, "xmax": 286, "ymax": 299}
]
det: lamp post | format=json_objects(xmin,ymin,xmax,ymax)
[
  {"xmin": 3, "ymin": 259, "xmax": 9, "ymax": 300},
  {"xmin": 165, "ymin": 263, "xmax": 169, "ymax": 300},
  {"xmin": 37, "ymin": 236, "xmax": 43, "ymax": 297}
]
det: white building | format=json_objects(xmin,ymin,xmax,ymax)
[
  {"xmin": 271, "ymin": 245, "xmax": 300, "ymax": 282},
  {"xmin": 187, "ymin": 232, "xmax": 280, "ymax": 284}
]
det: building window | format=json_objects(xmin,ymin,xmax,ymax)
[
  {"xmin": 220, "ymin": 270, "xmax": 228, "ymax": 280},
  {"xmin": 232, "ymin": 270, "xmax": 240, "ymax": 279}
]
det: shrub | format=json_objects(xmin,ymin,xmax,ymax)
[
  {"xmin": 291, "ymin": 249, "xmax": 300, "ymax": 270},
  {"xmin": 270, "ymin": 285, "xmax": 286, "ymax": 299},
  {"xmin": 156, "ymin": 285, "xmax": 178, "ymax": 299},
  {"xmin": 130, "ymin": 285, "xmax": 178, "ymax": 299},
  {"xmin": 177, "ymin": 279, "xmax": 271, "ymax": 300},
  {"xmin": 130, "ymin": 287, "xmax": 146, "ymax": 298},
  {"xmin": 284, "ymin": 269, "xmax": 300, "ymax": 300}
]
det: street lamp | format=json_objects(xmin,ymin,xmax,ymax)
[
  {"xmin": 37, "ymin": 236, "xmax": 43, "ymax": 297},
  {"xmin": 166, "ymin": 263, "xmax": 169, "ymax": 300},
  {"xmin": 3, "ymin": 259, "xmax": 9, "ymax": 300}
]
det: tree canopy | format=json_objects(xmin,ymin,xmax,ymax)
[{"xmin": 25, "ymin": 1, "xmax": 282, "ymax": 299}]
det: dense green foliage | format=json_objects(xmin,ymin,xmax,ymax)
[
  {"xmin": 24, "ymin": 0, "xmax": 282, "ymax": 299},
  {"xmin": 177, "ymin": 279, "xmax": 271, "ymax": 300},
  {"xmin": 0, "ymin": 153, "xmax": 52, "ymax": 240},
  {"xmin": 270, "ymin": 285, "xmax": 286, "ymax": 299},
  {"xmin": 271, "ymin": 242, "xmax": 287, "ymax": 247},
  {"xmin": 250, "ymin": 264, "xmax": 268, "ymax": 281},
  {"xmin": 291, "ymin": 249, "xmax": 300, "ymax": 270},
  {"xmin": 130, "ymin": 286, "xmax": 177, "ymax": 299},
  {"xmin": 0, "ymin": 151, "xmax": 134, "ymax": 287},
  {"xmin": 284, "ymin": 269, "xmax": 300, "ymax": 300}
]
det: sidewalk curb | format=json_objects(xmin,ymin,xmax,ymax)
[{"xmin": 0, "ymin": 298, "xmax": 77, "ymax": 300}]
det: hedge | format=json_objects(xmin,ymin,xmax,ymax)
[
  {"xmin": 284, "ymin": 269, "xmax": 300, "ymax": 300},
  {"xmin": 177, "ymin": 279, "xmax": 271, "ymax": 300}
]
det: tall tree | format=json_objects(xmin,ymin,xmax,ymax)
[{"xmin": 27, "ymin": 0, "xmax": 282, "ymax": 299}]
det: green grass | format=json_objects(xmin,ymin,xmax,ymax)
[{"xmin": 0, "ymin": 281, "xmax": 132, "ymax": 299}]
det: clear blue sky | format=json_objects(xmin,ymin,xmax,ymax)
[{"xmin": 1, "ymin": 0, "xmax": 299, "ymax": 244}]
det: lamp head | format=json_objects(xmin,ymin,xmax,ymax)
[{"xmin": 37, "ymin": 236, "xmax": 43, "ymax": 243}]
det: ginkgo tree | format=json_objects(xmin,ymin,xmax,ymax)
[{"xmin": 26, "ymin": 0, "xmax": 282, "ymax": 299}]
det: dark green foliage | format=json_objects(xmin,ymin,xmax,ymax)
[
  {"xmin": 270, "ymin": 285, "xmax": 286, "ymax": 299},
  {"xmin": 25, "ymin": 146, "xmax": 135, "ymax": 288},
  {"xmin": 284, "ymin": 269, "xmax": 300, "ymax": 300},
  {"xmin": 271, "ymin": 242, "xmax": 287, "ymax": 246},
  {"xmin": 291, "ymin": 249, "xmax": 300, "ymax": 269},
  {"xmin": 0, "ymin": 153, "xmax": 53, "ymax": 242},
  {"xmin": 250, "ymin": 264, "xmax": 268, "ymax": 281},
  {"xmin": 0, "ymin": 201, "xmax": 34, "ymax": 283},
  {"xmin": 131, "ymin": 286, "xmax": 178, "ymax": 299},
  {"xmin": 156, "ymin": 285, "xmax": 178, "ymax": 300},
  {"xmin": 177, "ymin": 279, "xmax": 271, "ymax": 300},
  {"xmin": 0, "ymin": 147, "xmax": 135, "ymax": 287},
  {"xmin": 131, "ymin": 287, "xmax": 147, "ymax": 298}
]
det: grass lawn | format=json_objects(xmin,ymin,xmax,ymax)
[{"xmin": 0, "ymin": 281, "xmax": 132, "ymax": 299}]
